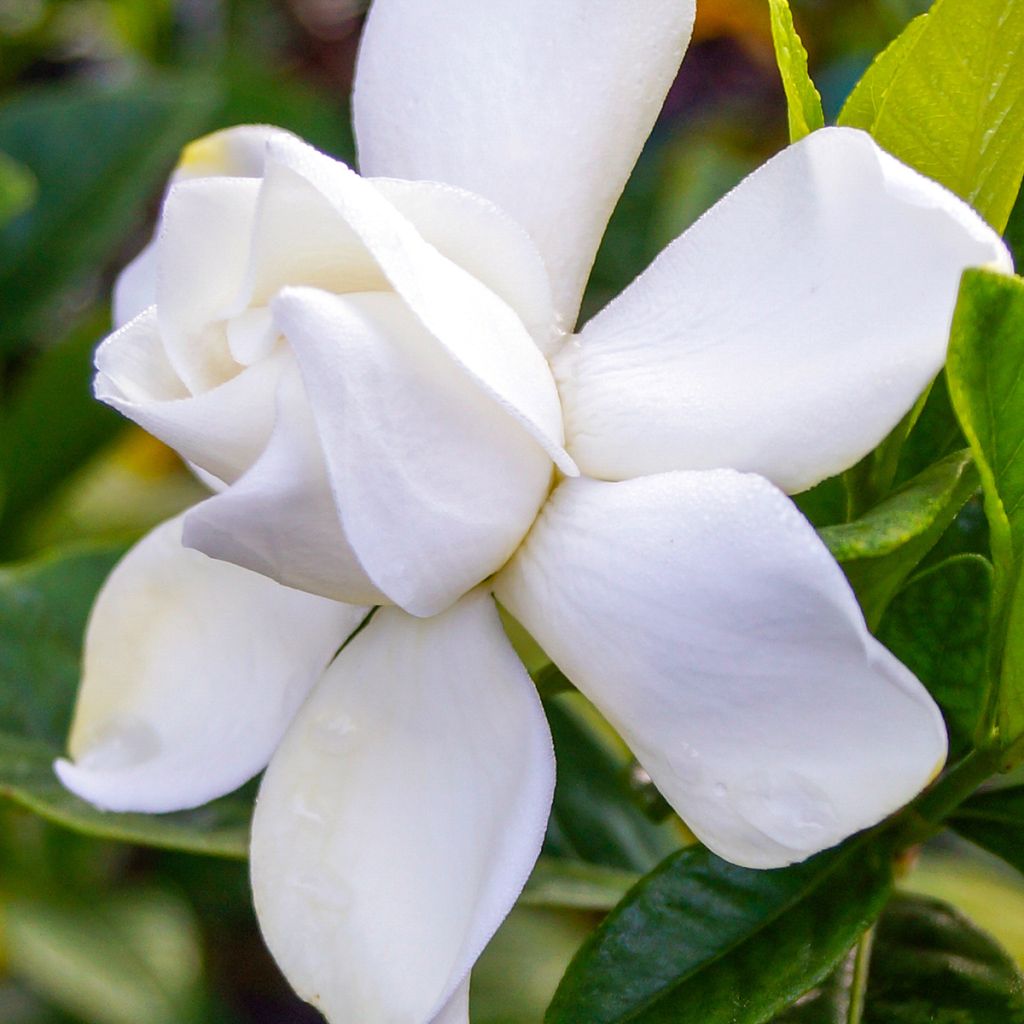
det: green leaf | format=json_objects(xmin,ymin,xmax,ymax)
[
  {"xmin": 768, "ymin": 0, "xmax": 824, "ymax": 142},
  {"xmin": 0, "ymin": 150, "xmax": 35, "ymax": 229},
  {"xmin": 773, "ymin": 892, "xmax": 1024, "ymax": 1023},
  {"xmin": 838, "ymin": 15, "xmax": 928, "ymax": 131},
  {"xmin": 520, "ymin": 857, "xmax": 640, "ymax": 913},
  {"xmin": 822, "ymin": 450, "xmax": 977, "ymax": 562},
  {"xmin": 770, "ymin": 939, "xmax": 869, "ymax": 1023},
  {"xmin": 544, "ymin": 693, "xmax": 682, "ymax": 873},
  {"xmin": 861, "ymin": 892, "xmax": 1024, "ymax": 1023},
  {"xmin": 3, "ymin": 890, "xmax": 205, "ymax": 1024},
  {"xmin": 948, "ymin": 785, "xmax": 1024, "ymax": 877},
  {"xmin": 0, "ymin": 547, "xmax": 249, "ymax": 858},
  {"xmin": 878, "ymin": 555, "xmax": 992, "ymax": 759},
  {"xmin": 0, "ymin": 308, "xmax": 124, "ymax": 548},
  {"xmin": 839, "ymin": 0, "xmax": 1024, "ymax": 232},
  {"xmin": 0, "ymin": 77, "xmax": 219, "ymax": 353},
  {"xmin": 820, "ymin": 450, "xmax": 979, "ymax": 628},
  {"xmin": 947, "ymin": 269, "xmax": 1024, "ymax": 742},
  {"xmin": 545, "ymin": 839, "xmax": 893, "ymax": 1024}
]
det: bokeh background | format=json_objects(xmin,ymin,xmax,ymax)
[{"xmin": 1, "ymin": 1, "xmax": 1020, "ymax": 1021}]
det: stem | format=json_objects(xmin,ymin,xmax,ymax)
[
  {"xmin": 895, "ymin": 745, "xmax": 1002, "ymax": 848},
  {"xmin": 847, "ymin": 927, "xmax": 875, "ymax": 1024}
]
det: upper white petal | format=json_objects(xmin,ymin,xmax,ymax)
[
  {"xmin": 272, "ymin": 289, "xmax": 553, "ymax": 617},
  {"xmin": 557, "ymin": 127, "xmax": 1013, "ymax": 493},
  {"xmin": 251, "ymin": 591, "xmax": 554, "ymax": 1023},
  {"xmin": 496, "ymin": 472, "xmax": 948, "ymax": 869},
  {"xmin": 55, "ymin": 516, "xmax": 364, "ymax": 814},
  {"xmin": 353, "ymin": 0, "xmax": 695, "ymax": 326}
]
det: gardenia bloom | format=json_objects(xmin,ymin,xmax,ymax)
[{"xmin": 57, "ymin": 1, "xmax": 1011, "ymax": 1021}]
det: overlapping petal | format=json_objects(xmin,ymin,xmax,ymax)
[
  {"xmin": 374, "ymin": 177, "xmax": 555, "ymax": 353},
  {"xmin": 255, "ymin": 136, "xmax": 574, "ymax": 473},
  {"xmin": 111, "ymin": 125, "xmax": 291, "ymax": 330},
  {"xmin": 272, "ymin": 288, "xmax": 553, "ymax": 616},
  {"xmin": 94, "ymin": 307, "xmax": 286, "ymax": 485},
  {"xmin": 353, "ymin": 0, "xmax": 696, "ymax": 325},
  {"xmin": 496, "ymin": 472, "xmax": 948, "ymax": 869},
  {"xmin": 556, "ymin": 128, "xmax": 1013, "ymax": 493},
  {"xmin": 182, "ymin": 365, "xmax": 386, "ymax": 606},
  {"xmin": 156, "ymin": 176, "xmax": 262, "ymax": 393},
  {"xmin": 56, "ymin": 516, "xmax": 364, "ymax": 813},
  {"xmin": 251, "ymin": 590, "xmax": 554, "ymax": 1024}
]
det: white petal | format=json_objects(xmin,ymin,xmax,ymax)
[
  {"xmin": 259, "ymin": 134, "xmax": 574, "ymax": 474},
  {"xmin": 55, "ymin": 516, "xmax": 364, "ymax": 814},
  {"xmin": 272, "ymin": 289, "xmax": 552, "ymax": 616},
  {"xmin": 557, "ymin": 127, "xmax": 1013, "ymax": 493},
  {"xmin": 155, "ymin": 177, "xmax": 261, "ymax": 394},
  {"xmin": 374, "ymin": 177, "xmax": 556, "ymax": 354},
  {"xmin": 496, "ymin": 472, "xmax": 947, "ymax": 869},
  {"xmin": 353, "ymin": 0, "xmax": 695, "ymax": 325},
  {"xmin": 251, "ymin": 591, "xmax": 554, "ymax": 1024},
  {"xmin": 94, "ymin": 307, "xmax": 285, "ymax": 486},
  {"xmin": 183, "ymin": 364, "xmax": 386, "ymax": 606}
]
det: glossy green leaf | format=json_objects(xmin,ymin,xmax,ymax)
[
  {"xmin": 770, "ymin": 940, "xmax": 868, "ymax": 1024},
  {"xmin": 821, "ymin": 450, "xmax": 979, "ymax": 628},
  {"xmin": 839, "ymin": 0, "xmax": 1024, "ymax": 232},
  {"xmin": 822, "ymin": 451, "xmax": 977, "ymax": 562},
  {"xmin": 947, "ymin": 269, "xmax": 1024, "ymax": 741},
  {"xmin": 861, "ymin": 892, "xmax": 1024, "ymax": 1023},
  {"xmin": 838, "ymin": 15, "xmax": 928, "ymax": 132},
  {"xmin": 0, "ymin": 547, "xmax": 249, "ymax": 858},
  {"xmin": 768, "ymin": 0, "xmax": 824, "ymax": 142},
  {"xmin": 878, "ymin": 555, "xmax": 992, "ymax": 759},
  {"xmin": 520, "ymin": 857, "xmax": 639, "ymax": 913},
  {"xmin": 0, "ymin": 150, "xmax": 35, "ymax": 229},
  {"xmin": 0, "ymin": 77, "xmax": 218, "ymax": 353},
  {"xmin": 545, "ymin": 839, "xmax": 892, "ymax": 1024},
  {"xmin": 543, "ymin": 693, "xmax": 682, "ymax": 873},
  {"xmin": 773, "ymin": 891, "xmax": 1024, "ymax": 1023},
  {"xmin": 949, "ymin": 785, "xmax": 1024, "ymax": 877}
]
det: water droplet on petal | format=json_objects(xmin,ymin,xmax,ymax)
[{"xmin": 310, "ymin": 712, "xmax": 357, "ymax": 755}]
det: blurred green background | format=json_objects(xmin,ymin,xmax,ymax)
[{"xmin": 1, "ymin": 0, "xmax": 1019, "ymax": 1021}]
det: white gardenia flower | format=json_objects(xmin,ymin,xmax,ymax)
[{"xmin": 56, "ymin": 1, "xmax": 1012, "ymax": 1021}]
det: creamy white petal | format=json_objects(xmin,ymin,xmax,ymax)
[
  {"xmin": 353, "ymin": 0, "xmax": 695, "ymax": 325},
  {"xmin": 251, "ymin": 591, "xmax": 554, "ymax": 1024},
  {"xmin": 173, "ymin": 124, "xmax": 291, "ymax": 180},
  {"xmin": 55, "ymin": 516, "xmax": 363, "ymax": 814},
  {"xmin": 111, "ymin": 125, "xmax": 292, "ymax": 330},
  {"xmin": 183, "ymin": 364, "xmax": 386, "ymax": 606},
  {"xmin": 496, "ymin": 472, "xmax": 948, "ymax": 869},
  {"xmin": 155, "ymin": 177, "xmax": 261, "ymax": 394},
  {"xmin": 374, "ymin": 177, "xmax": 556, "ymax": 353},
  {"xmin": 258, "ymin": 135, "xmax": 575, "ymax": 474},
  {"xmin": 273, "ymin": 289, "xmax": 552, "ymax": 616},
  {"xmin": 557, "ymin": 127, "xmax": 1013, "ymax": 493},
  {"xmin": 430, "ymin": 981, "xmax": 470, "ymax": 1024},
  {"xmin": 94, "ymin": 307, "xmax": 285, "ymax": 485},
  {"xmin": 113, "ymin": 241, "xmax": 157, "ymax": 329}
]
